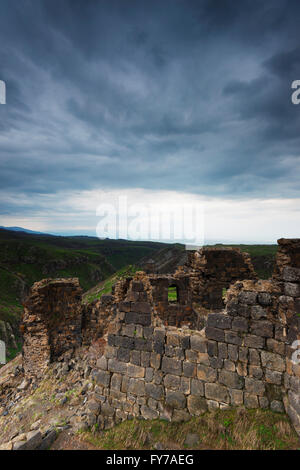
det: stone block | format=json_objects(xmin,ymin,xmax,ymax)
[
  {"xmin": 257, "ymin": 293, "xmax": 272, "ymax": 306},
  {"xmin": 228, "ymin": 344, "xmax": 238, "ymax": 361},
  {"xmin": 207, "ymin": 340, "xmax": 218, "ymax": 357},
  {"xmin": 249, "ymin": 348, "xmax": 261, "ymax": 366},
  {"xmin": 164, "ymin": 374, "xmax": 181, "ymax": 390},
  {"xmin": 134, "ymin": 338, "xmax": 153, "ymax": 351},
  {"xmin": 205, "ymin": 383, "xmax": 230, "ymax": 404},
  {"xmin": 218, "ymin": 342, "xmax": 228, "ymax": 359},
  {"xmin": 251, "ymin": 305, "xmax": 267, "ymax": 320},
  {"xmin": 108, "ymin": 358, "xmax": 128, "ymax": 375},
  {"xmin": 205, "ymin": 327, "xmax": 225, "ymax": 342},
  {"xmin": 130, "ymin": 350, "xmax": 141, "ymax": 366},
  {"xmin": 117, "ymin": 348, "xmax": 130, "ymax": 362},
  {"xmin": 239, "ymin": 291, "xmax": 257, "ymax": 305},
  {"xmin": 190, "ymin": 334, "xmax": 207, "ymax": 352},
  {"xmin": 219, "ymin": 370, "xmax": 244, "ymax": 390},
  {"xmin": 250, "ymin": 321, "xmax": 273, "ymax": 338},
  {"xmin": 127, "ymin": 364, "xmax": 145, "ymax": 378},
  {"xmin": 229, "ymin": 389, "xmax": 244, "ymax": 406},
  {"xmin": 244, "ymin": 335, "xmax": 264, "ymax": 349},
  {"xmin": 183, "ymin": 361, "xmax": 197, "ymax": 378},
  {"xmin": 232, "ymin": 317, "xmax": 248, "ymax": 332},
  {"xmin": 96, "ymin": 355, "xmax": 107, "ymax": 370},
  {"xmin": 265, "ymin": 369, "xmax": 283, "ymax": 385},
  {"xmin": 261, "ymin": 351, "xmax": 286, "ymax": 372},
  {"xmin": 284, "ymin": 283, "xmax": 300, "ymax": 297},
  {"xmin": 249, "ymin": 365, "xmax": 263, "ymax": 379},
  {"xmin": 111, "ymin": 373, "xmax": 122, "ymax": 391},
  {"xmin": 185, "ymin": 349, "xmax": 199, "ymax": 362},
  {"xmin": 245, "ymin": 378, "xmax": 265, "ymax": 396},
  {"xmin": 244, "ymin": 393, "xmax": 259, "ymax": 409},
  {"xmin": 141, "ymin": 405, "xmax": 159, "ymax": 420},
  {"xmin": 191, "ymin": 378, "xmax": 204, "ymax": 396},
  {"xmin": 187, "ymin": 395, "xmax": 208, "ymax": 416},
  {"xmin": 150, "ymin": 353, "xmax": 161, "ymax": 369},
  {"xmin": 266, "ymin": 339, "xmax": 285, "ymax": 355},
  {"xmin": 131, "ymin": 302, "xmax": 151, "ymax": 313},
  {"xmin": 225, "ymin": 331, "xmax": 242, "ymax": 346},
  {"xmin": 180, "ymin": 377, "xmax": 190, "ymax": 394},
  {"xmin": 128, "ymin": 378, "xmax": 145, "ymax": 396},
  {"xmin": 161, "ymin": 356, "xmax": 182, "ymax": 375},
  {"xmin": 145, "ymin": 383, "xmax": 164, "ymax": 400},
  {"xmin": 166, "ymin": 391, "xmax": 186, "ymax": 409},
  {"xmin": 207, "ymin": 314, "xmax": 232, "ymax": 329},
  {"xmin": 93, "ymin": 370, "xmax": 111, "ymax": 387},
  {"xmin": 141, "ymin": 351, "xmax": 150, "ymax": 367},
  {"xmin": 224, "ymin": 360, "xmax": 235, "ymax": 372},
  {"xmin": 197, "ymin": 364, "xmax": 217, "ymax": 382}
]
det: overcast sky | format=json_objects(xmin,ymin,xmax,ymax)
[{"xmin": 0, "ymin": 0, "xmax": 300, "ymax": 243}]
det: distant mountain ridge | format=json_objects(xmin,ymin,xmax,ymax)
[{"xmin": 0, "ymin": 226, "xmax": 48, "ymax": 235}]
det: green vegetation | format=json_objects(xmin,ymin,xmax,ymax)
[
  {"xmin": 168, "ymin": 286, "xmax": 178, "ymax": 302},
  {"xmin": 82, "ymin": 265, "xmax": 138, "ymax": 303},
  {"xmin": 81, "ymin": 408, "xmax": 299, "ymax": 450},
  {"xmin": 0, "ymin": 228, "xmax": 167, "ymax": 335}
]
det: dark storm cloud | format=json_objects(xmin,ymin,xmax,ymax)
[{"xmin": 0, "ymin": 0, "xmax": 300, "ymax": 217}]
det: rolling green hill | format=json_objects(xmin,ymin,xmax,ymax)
[{"xmin": 0, "ymin": 228, "xmax": 169, "ymax": 346}]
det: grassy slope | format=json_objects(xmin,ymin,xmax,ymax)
[
  {"xmin": 81, "ymin": 409, "xmax": 300, "ymax": 450},
  {"xmin": 0, "ymin": 229, "xmax": 167, "ymax": 338},
  {"xmin": 82, "ymin": 264, "xmax": 138, "ymax": 304}
]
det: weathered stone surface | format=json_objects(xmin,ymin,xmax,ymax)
[
  {"xmin": 190, "ymin": 335, "xmax": 207, "ymax": 352},
  {"xmin": 225, "ymin": 331, "xmax": 242, "ymax": 346},
  {"xmin": 245, "ymin": 378, "xmax": 265, "ymax": 396},
  {"xmin": 183, "ymin": 361, "xmax": 197, "ymax": 378},
  {"xmin": 239, "ymin": 291, "xmax": 257, "ymax": 305},
  {"xmin": 25, "ymin": 430, "xmax": 42, "ymax": 450},
  {"xmin": 232, "ymin": 317, "xmax": 248, "ymax": 332},
  {"xmin": 187, "ymin": 395, "xmax": 208, "ymax": 416},
  {"xmin": 250, "ymin": 321, "xmax": 273, "ymax": 338},
  {"xmin": 244, "ymin": 335, "xmax": 264, "ymax": 349},
  {"xmin": 145, "ymin": 383, "xmax": 164, "ymax": 400},
  {"xmin": 190, "ymin": 378, "xmax": 204, "ymax": 396},
  {"xmin": 205, "ymin": 327, "xmax": 225, "ymax": 342},
  {"xmin": 161, "ymin": 357, "xmax": 182, "ymax": 375},
  {"xmin": 93, "ymin": 370, "xmax": 111, "ymax": 387},
  {"xmin": 244, "ymin": 393, "xmax": 259, "ymax": 409},
  {"xmin": 141, "ymin": 405, "xmax": 159, "ymax": 419},
  {"xmin": 207, "ymin": 314, "xmax": 232, "ymax": 330},
  {"xmin": 251, "ymin": 305, "xmax": 267, "ymax": 320},
  {"xmin": 219, "ymin": 370, "xmax": 244, "ymax": 390},
  {"xmin": 127, "ymin": 364, "xmax": 145, "ymax": 378},
  {"xmin": 128, "ymin": 378, "xmax": 145, "ymax": 396},
  {"xmin": 166, "ymin": 391, "xmax": 186, "ymax": 409},
  {"xmin": 197, "ymin": 364, "xmax": 217, "ymax": 382},
  {"xmin": 261, "ymin": 351, "xmax": 286, "ymax": 372},
  {"xmin": 205, "ymin": 383, "xmax": 230, "ymax": 404}
]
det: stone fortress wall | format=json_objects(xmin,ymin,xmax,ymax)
[{"xmin": 21, "ymin": 240, "xmax": 300, "ymax": 435}]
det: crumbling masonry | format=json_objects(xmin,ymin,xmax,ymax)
[{"xmin": 21, "ymin": 241, "xmax": 300, "ymax": 435}]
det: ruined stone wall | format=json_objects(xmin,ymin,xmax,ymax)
[
  {"xmin": 20, "ymin": 240, "xmax": 299, "ymax": 436},
  {"xmin": 176, "ymin": 247, "xmax": 257, "ymax": 310},
  {"xmin": 81, "ymin": 294, "xmax": 116, "ymax": 345},
  {"xmin": 272, "ymin": 239, "xmax": 300, "ymax": 434},
  {"xmin": 22, "ymin": 278, "xmax": 82, "ymax": 378},
  {"xmin": 149, "ymin": 275, "xmax": 197, "ymax": 328},
  {"xmin": 85, "ymin": 254, "xmax": 299, "ymax": 434}
]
